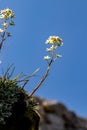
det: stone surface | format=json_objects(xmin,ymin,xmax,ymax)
[{"xmin": 35, "ymin": 97, "xmax": 87, "ymax": 130}]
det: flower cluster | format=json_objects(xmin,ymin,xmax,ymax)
[
  {"xmin": 44, "ymin": 36, "xmax": 63, "ymax": 61},
  {"xmin": 0, "ymin": 8, "xmax": 15, "ymax": 35},
  {"xmin": 0, "ymin": 8, "xmax": 15, "ymax": 51},
  {"xmin": 0, "ymin": 8, "xmax": 15, "ymax": 19},
  {"xmin": 45, "ymin": 36, "xmax": 63, "ymax": 46}
]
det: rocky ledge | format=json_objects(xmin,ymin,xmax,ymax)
[{"xmin": 35, "ymin": 97, "xmax": 87, "ymax": 130}]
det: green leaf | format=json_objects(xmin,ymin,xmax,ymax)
[{"xmin": 9, "ymin": 20, "xmax": 15, "ymax": 26}]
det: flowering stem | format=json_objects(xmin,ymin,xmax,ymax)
[
  {"xmin": 0, "ymin": 31, "xmax": 5, "ymax": 50},
  {"xmin": 28, "ymin": 59, "xmax": 53, "ymax": 98}
]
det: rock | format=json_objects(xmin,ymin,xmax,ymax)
[{"xmin": 35, "ymin": 97, "xmax": 87, "ymax": 130}]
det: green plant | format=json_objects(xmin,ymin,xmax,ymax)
[{"xmin": 0, "ymin": 8, "xmax": 63, "ymax": 130}]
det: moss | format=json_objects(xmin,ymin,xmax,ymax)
[{"xmin": 0, "ymin": 77, "xmax": 40, "ymax": 130}]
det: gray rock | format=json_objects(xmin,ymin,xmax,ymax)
[{"xmin": 35, "ymin": 97, "xmax": 87, "ymax": 130}]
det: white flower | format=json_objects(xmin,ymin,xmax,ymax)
[
  {"xmin": 2, "ymin": 22, "xmax": 7, "ymax": 27},
  {"xmin": 45, "ymin": 36, "xmax": 63, "ymax": 46},
  {"xmin": 46, "ymin": 48, "xmax": 52, "ymax": 52},
  {"xmin": 50, "ymin": 45, "xmax": 57, "ymax": 50},
  {"xmin": 46, "ymin": 45, "xmax": 57, "ymax": 52},
  {"xmin": 2, "ymin": 22, "xmax": 8, "ymax": 30},
  {"xmin": 0, "ymin": 14, "xmax": 5, "ymax": 19},
  {"xmin": 0, "ymin": 8, "xmax": 15, "ymax": 19},
  {"xmin": 0, "ymin": 28, "xmax": 3, "ymax": 32},
  {"xmin": 44, "ymin": 56, "xmax": 51, "ymax": 60}
]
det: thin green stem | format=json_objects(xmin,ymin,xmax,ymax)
[{"xmin": 28, "ymin": 59, "xmax": 53, "ymax": 98}]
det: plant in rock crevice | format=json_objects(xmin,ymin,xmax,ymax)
[{"xmin": 0, "ymin": 8, "xmax": 63, "ymax": 129}]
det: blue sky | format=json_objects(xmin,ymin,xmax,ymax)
[{"xmin": 0, "ymin": 0, "xmax": 87, "ymax": 118}]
